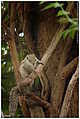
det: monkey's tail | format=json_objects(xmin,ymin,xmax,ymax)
[{"xmin": 9, "ymin": 87, "xmax": 19, "ymax": 117}]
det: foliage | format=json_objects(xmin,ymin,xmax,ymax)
[
  {"xmin": 1, "ymin": 36, "xmax": 27, "ymax": 116},
  {"xmin": 1, "ymin": 2, "xmax": 27, "ymax": 116},
  {"xmin": 1, "ymin": 39, "xmax": 15, "ymax": 114},
  {"xmin": 40, "ymin": 1, "xmax": 78, "ymax": 40}
]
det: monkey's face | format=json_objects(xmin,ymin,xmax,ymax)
[
  {"xmin": 25, "ymin": 54, "xmax": 43, "ymax": 69},
  {"xmin": 26, "ymin": 54, "xmax": 37, "ymax": 66}
]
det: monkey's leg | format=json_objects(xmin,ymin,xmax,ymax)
[{"xmin": 9, "ymin": 86, "xmax": 19, "ymax": 117}]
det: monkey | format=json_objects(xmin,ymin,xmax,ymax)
[
  {"xmin": 9, "ymin": 54, "xmax": 46, "ymax": 117},
  {"xmin": 18, "ymin": 53, "xmax": 44, "ymax": 96},
  {"xmin": 19, "ymin": 54, "xmax": 43, "ymax": 80},
  {"xmin": 19, "ymin": 54, "xmax": 49, "ymax": 100}
]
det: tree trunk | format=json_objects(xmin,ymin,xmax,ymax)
[{"xmin": 8, "ymin": 3, "xmax": 30, "ymax": 117}]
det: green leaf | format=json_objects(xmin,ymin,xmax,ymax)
[
  {"xmin": 62, "ymin": 26, "xmax": 78, "ymax": 40},
  {"xmin": 62, "ymin": 30, "xmax": 69, "ymax": 39},
  {"xmin": 40, "ymin": 1, "xmax": 45, "ymax": 5},
  {"xmin": 57, "ymin": 10, "xmax": 63, "ymax": 16},
  {"xmin": 69, "ymin": 30, "xmax": 76, "ymax": 39},
  {"xmin": 69, "ymin": 23, "xmax": 78, "ymax": 29},
  {"xmin": 69, "ymin": 25, "xmax": 78, "ymax": 39},
  {"xmin": 42, "ymin": 2, "xmax": 64, "ymax": 11},
  {"xmin": 57, "ymin": 10, "xmax": 70, "ymax": 17},
  {"xmin": 42, "ymin": 3, "xmax": 56, "ymax": 11},
  {"xmin": 53, "ymin": 2, "xmax": 64, "ymax": 8}
]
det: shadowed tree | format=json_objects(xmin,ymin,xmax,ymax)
[{"xmin": 1, "ymin": 1, "xmax": 79, "ymax": 117}]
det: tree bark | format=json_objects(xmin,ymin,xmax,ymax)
[
  {"xmin": 9, "ymin": 3, "xmax": 30, "ymax": 117},
  {"xmin": 59, "ymin": 65, "xmax": 79, "ymax": 117},
  {"xmin": 16, "ymin": 3, "xmax": 75, "ymax": 117},
  {"xmin": 51, "ymin": 57, "xmax": 78, "ymax": 116}
]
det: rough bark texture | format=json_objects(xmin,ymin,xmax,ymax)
[
  {"xmin": 36, "ymin": 2, "xmax": 78, "ymax": 117},
  {"xmin": 59, "ymin": 65, "xmax": 79, "ymax": 117},
  {"xmin": 17, "ymin": 1, "xmax": 78, "ymax": 117},
  {"xmin": 31, "ymin": 2, "xmax": 78, "ymax": 117},
  {"xmin": 68, "ymin": 80, "xmax": 79, "ymax": 117},
  {"xmin": 23, "ymin": 3, "xmax": 45, "ymax": 117},
  {"xmin": 8, "ymin": 3, "xmax": 30, "ymax": 117},
  {"xmin": 15, "ymin": 1, "xmax": 79, "ymax": 117}
]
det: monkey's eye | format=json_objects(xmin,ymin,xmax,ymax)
[{"xmin": 26, "ymin": 56, "xmax": 28, "ymax": 59}]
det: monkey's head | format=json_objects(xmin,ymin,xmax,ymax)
[
  {"xmin": 25, "ymin": 54, "xmax": 37, "ymax": 66},
  {"xmin": 26, "ymin": 54, "xmax": 43, "ymax": 67}
]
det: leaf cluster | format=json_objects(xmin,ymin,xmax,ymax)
[{"xmin": 40, "ymin": 1, "xmax": 78, "ymax": 40}]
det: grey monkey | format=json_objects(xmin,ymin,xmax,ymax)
[
  {"xmin": 9, "ymin": 54, "xmax": 43, "ymax": 117},
  {"xmin": 19, "ymin": 54, "xmax": 43, "ymax": 79}
]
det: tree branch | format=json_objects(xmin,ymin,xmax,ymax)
[
  {"xmin": 61, "ymin": 57, "xmax": 78, "ymax": 78},
  {"xmin": 25, "ymin": 93, "xmax": 52, "ymax": 117},
  {"xmin": 26, "ymin": 93, "xmax": 51, "ymax": 109},
  {"xmin": 59, "ymin": 65, "xmax": 79, "ymax": 117},
  {"xmin": 50, "ymin": 57, "xmax": 78, "ymax": 116}
]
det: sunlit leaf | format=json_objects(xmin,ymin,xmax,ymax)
[
  {"xmin": 42, "ymin": 2, "xmax": 64, "ymax": 11},
  {"xmin": 40, "ymin": 1, "xmax": 45, "ymax": 5},
  {"xmin": 42, "ymin": 3, "xmax": 56, "ymax": 11},
  {"xmin": 57, "ymin": 10, "xmax": 70, "ymax": 17},
  {"xmin": 53, "ymin": 2, "xmax": 64, "ymax": 8}
]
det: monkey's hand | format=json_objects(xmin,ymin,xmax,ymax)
[{"xmin": 9, "ymin": 86, "xmax": 19, "ymax": 117}]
